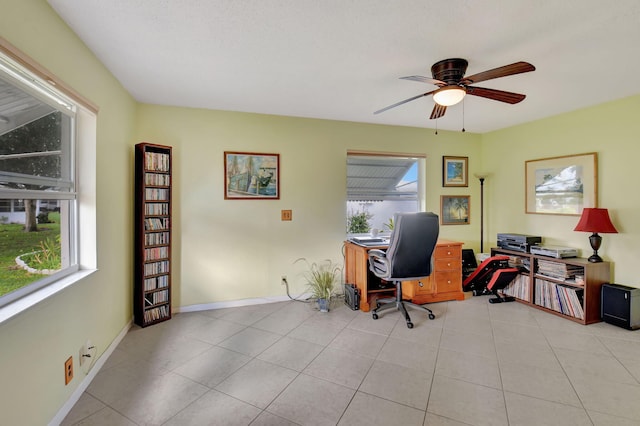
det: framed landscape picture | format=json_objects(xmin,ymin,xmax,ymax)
[
  {"xmin": 443, "ymin": 156, "xmax": 468, "ymax": 187},
  {"xmin": 224, "ymin": 151, "xmax": 280, "ymax": 199},
  {"xmin": 525, "ymin": 152, "xmax": 597, "ymax": 215},
  {"xmin": 440, "ymin": 195, "xmax": 470, "ymax": 225}
]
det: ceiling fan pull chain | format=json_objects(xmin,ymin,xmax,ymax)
[
  {"xmin": 435, "ymin": 118, "xmax": 438, "ymax": 135},
  {"xmin": 462, "ymin": 99, "xmax": 466, "ymax": 132}
]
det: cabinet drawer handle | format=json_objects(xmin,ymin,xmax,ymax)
[
  {"xmin": 418, "ymin": 281, "xmax": 423, "ymax": 287},
  {"xmin": 447, "ymin": 262, "xmax": 451, "ymax": 267},
  {"xmin": 447, "ymin": 251, "xmax": 451, "ymax": 255},
  {"xmin": 447, "ymin": 280, "xmax": 451, "ymax": 284}
]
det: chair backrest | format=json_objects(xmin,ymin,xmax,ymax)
[
  {"xmin": 462, "ymin": 249, "xmax": 478, "ymax": 269},
  {"xmin": 385, "ymin": 212, "xmax": 440, "ymax": 280}
]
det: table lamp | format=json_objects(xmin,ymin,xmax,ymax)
[{"xmin": 573, "ymin": 208, "xmax": 618, "ymax": 262}]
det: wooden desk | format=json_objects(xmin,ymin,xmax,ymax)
[{"xmin": 344, "ymin": 240, "xmax": 464, "ymax": 312}]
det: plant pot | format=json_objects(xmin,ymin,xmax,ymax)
[{"xmin": 317, "ymin": 298, "xmax": 330, "ymax": 313}]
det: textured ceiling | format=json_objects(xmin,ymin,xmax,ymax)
[{"xmin": 48, "ymin": 0, "xmax": 640, "ymax": 133}]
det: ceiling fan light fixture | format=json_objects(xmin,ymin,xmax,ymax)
[{"xmin": 433, "ymin": 85, "xmax": 466, "ymax": 106}]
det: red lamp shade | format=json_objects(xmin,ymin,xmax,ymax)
[
  {"xmin": 573, "ymin": 208, "xmax": 618, "ymax": 233},
  {"xmin": 574, "ymin": 208, "xmax": 618, "ymax": 262}
]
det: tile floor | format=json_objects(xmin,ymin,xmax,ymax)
[{"xmin": 62, "ymin": 296, "xmax": 640, "ymax": 425}]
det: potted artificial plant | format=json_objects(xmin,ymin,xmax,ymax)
[{"xmin": 296, "ymin": 258, "xmax": 341, "ymax": 312}]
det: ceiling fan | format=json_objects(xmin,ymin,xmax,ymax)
[{"xmin": 374, "ymin": 58, "xmax": 535, "ymax": 119}]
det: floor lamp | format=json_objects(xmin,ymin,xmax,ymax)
[{"xmin": 474, "ymin": 173, "xmax": 489, "ymax": 253}]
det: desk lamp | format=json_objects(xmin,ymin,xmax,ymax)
[{"xmin": 573, "ymin": 208, "xmax": 618, "ymax": 262}]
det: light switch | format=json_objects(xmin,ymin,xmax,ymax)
[{"xmin": 281, "ymin": 210, "xmax": 292, "ymax": 221}]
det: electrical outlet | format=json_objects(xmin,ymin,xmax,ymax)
[
  {"xmin": 281, "ymin": 275, "xmax": 287, "ymax": 285},
  {"xmin": 64, "ymin": 356, "xmax": 73, "ymax": 385}
]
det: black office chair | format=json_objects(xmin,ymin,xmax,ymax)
[
  {"xmin": 368, "ymin": 212, "xmax": 439, "ymax": 328},
  {"xmin": 462, "ymin": 248, "xmax": 478, "ymax": 279}
]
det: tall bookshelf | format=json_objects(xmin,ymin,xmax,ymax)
[
  {"xmin": 134, "ymin": 142, "xmax": 172, "ymax": 327},
  {"xmin": 491, "ymin": 247, "xmax": 610, "ymax": 324}
]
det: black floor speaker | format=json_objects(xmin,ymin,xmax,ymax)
[{"xmin": 601, "ymin": 283, "xmax": 640, "ymax": 330}]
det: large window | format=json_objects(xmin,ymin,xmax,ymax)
[
  {"xmin": 0, "ymin": 46, "xmax": 94, "ymax": 312},
  {"xmin": 346, "ymin": 152, "xmax": 425, "ymax": 235}
]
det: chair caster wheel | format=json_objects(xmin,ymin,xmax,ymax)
[
  {"xmin": 473, "ymin": 289, "xmax": 479, "ymax": 296},
  {"xmin": 428, "ymin": 313, "xmax": 435, "ymax": 320},
  {"xmin": 406, "ymin": 322, "xmax": 413, "ymax": 329},
  {"xmin": 376, "ymin": 302, "xmax": 381, "ymax": 309},
  {"xmin": 372, "ymin": 313, "xmax": 379, "ymax": 320}
]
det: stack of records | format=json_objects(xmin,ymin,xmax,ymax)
[
  {"xmin": 535, "ymin": 279, "xmax": 585, "ymax": 320},
  {"xmin": 537, "ymin": 260, "xmax": 584, "ymax": 282},
  {"xmin": 508, "ymin": 256, "xmax": 530, "ymax": 272}
]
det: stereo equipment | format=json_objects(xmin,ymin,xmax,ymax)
[
  {"xmin": 530, "ymin": 245, "xmax": 578, "ymax": 259},
  {"xmin": 344, "ymin": 283, "xmax": 360, "ymax": 310},
  {"xmin": 601, "ymin": 283, "xmax": 640, "ymax": 330},
  {"xmin": 497, "ymin": 233, "xmax": 542, "ymax": 253}
]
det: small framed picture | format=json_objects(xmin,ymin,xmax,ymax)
[
  {"xmin": 224, "ymin": 151, "xmax": 280, "ymax": 199},
  {"xmin": 440, "ymin": 195, "xmax": 470, "ymax": 225},
  {"xmin": 443, "ymin": 156, "xmax": 468, "ymax": 187}
]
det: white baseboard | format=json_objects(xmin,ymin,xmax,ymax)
[
  {"xmin": 177, "ymin": 293, "xmax": 312, "ymax": 313},
  {"xmin": 49, "ymin": 319, "xmax": 133, "ymax": 426}
]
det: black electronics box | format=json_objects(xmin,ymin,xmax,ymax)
[
  {"xmin": 344, "ymin": 283, "xmax": 360, "ymax": 310},
  {"xmin": 462, "ymin": 249, "xmax": 478, "ymax": 278},
  {"xmin": 601, "ymin": 283, "xmax": 640, "ymax": 330}
]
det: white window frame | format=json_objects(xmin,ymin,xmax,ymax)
[
  {"xmin": 346, "ymin": 150, "xmax": 426, "ymax": 236},
  {"xmin": 0, "ymin": 40, "xmax": 97, "ymax": 324}
]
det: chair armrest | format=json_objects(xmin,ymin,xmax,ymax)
[
  {"xmin": 368, "ymin": 249, "xmax": 391, "ymax": 279},
  {"xmin": 368, "ymin": 249, "xmax": 386, "ymax": 260}
]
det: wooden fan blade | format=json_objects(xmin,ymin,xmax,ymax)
[
  {"xmin": 374, "ymin": 90, "xmax": 436, "ymax": 114},
  {"xmin": 400, "ymin": 75, "xmax": 446, "ymax": 86},
  {"xmin": 461, "ymin": 61, "xmax": 535, "ymax": 85},
  {"xmin": 430, "ymin": 104, "xmax": 447, "ymax": 119},
  {"xmin": 466, "ymin": 86, "xmax": 526, "ymax": 104}
]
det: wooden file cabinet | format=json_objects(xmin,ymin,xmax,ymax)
[
  {"xmin": 344, "ymin": 240, "xmax": 464, "ymax": 312},
  {"xmin": 403, "ymin": 241, "xmax": 464, "ymax": 304}
]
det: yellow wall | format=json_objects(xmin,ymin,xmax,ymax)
[
  {"xmin": 135, "ymin": 105, "xmax": 482, "ymax": 306},
  {"xmin": 482, "ymin": 95, "xmax": 640, "ymax": 284},
  {"xmin": 2, "ymin": 1, "xmax": 639, "ymax": 424},
  {"xmin": 1, "ymin": 1, "xmax": 137, "ymax": 424}
]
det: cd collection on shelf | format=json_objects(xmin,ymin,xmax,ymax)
[
  {"xmin": 144, "ymin": 151, "xmax": 170, "ymax": 172},
  {"xmin": 135, "ymin": 143, "xmax": 173, "ymax": 327}
]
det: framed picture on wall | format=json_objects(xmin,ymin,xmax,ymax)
[
  {"xmin": 224, "ymin": 151, "xmax": 280, "ymax": 199},
  {"xmin": 443, "ymin": 156, "xmax": 468, "ymax": 187},
  {"xmin": 525, "ymin": 152, "xmax": 597, "ymax": 215},
  {"xmin": 440, "ymin": 195, "xmax": 470, "ymax": 225}
]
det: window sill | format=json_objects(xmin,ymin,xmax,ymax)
[{"xmin": 0, "ymin": 269, "xmax": 97, "ymax": 325}]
